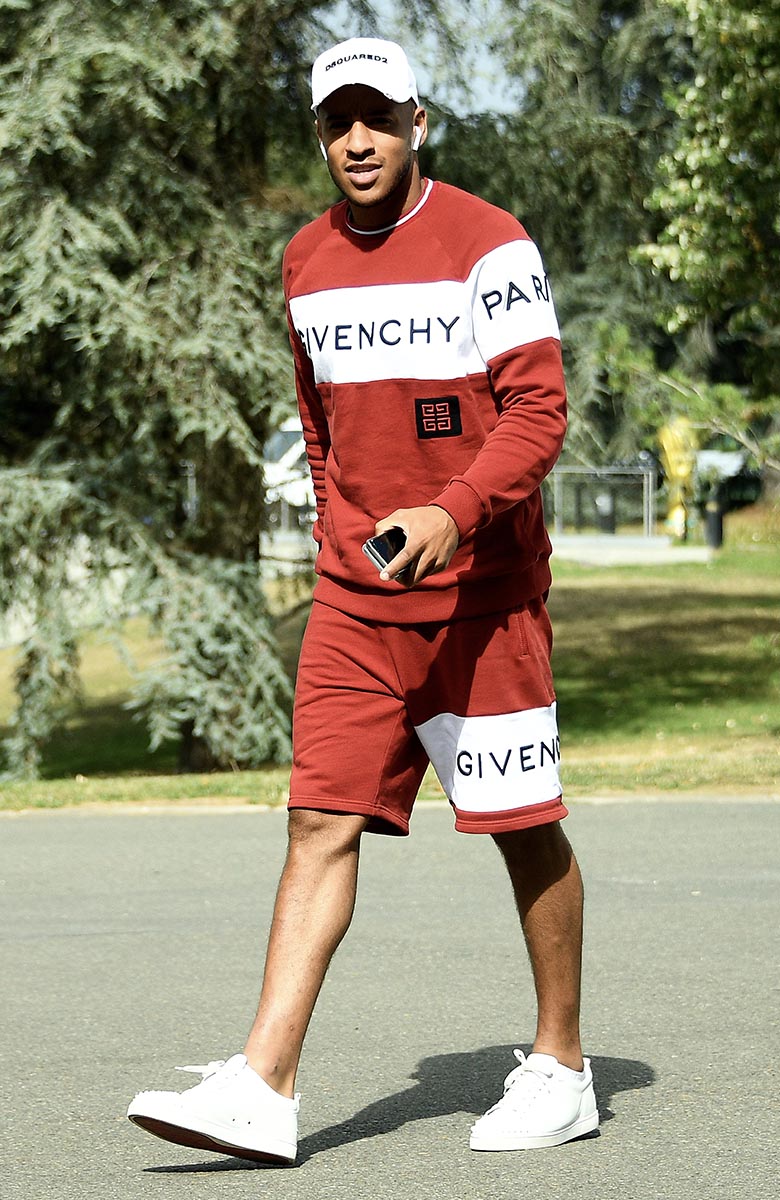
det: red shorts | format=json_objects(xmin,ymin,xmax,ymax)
[{"xmin": 290, "ymin": 599, "xmax": 567, "ymax": 836}]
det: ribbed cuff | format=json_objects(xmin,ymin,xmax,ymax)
[{"xmin": 429, "ymin": 479, "xmax": 485, "ymax": 538}]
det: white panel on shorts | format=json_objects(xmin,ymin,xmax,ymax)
[{"xmin": 414, "ymin": 703, "xmax": 561, "ymax": 814}]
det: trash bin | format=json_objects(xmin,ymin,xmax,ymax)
[
  {"xmin": 704, "ymin": 499, "xmax": 724, "ymax": 549},
  {"xmin": 594, "ymin": 490, "xmax": 616, "ymax": 534}
]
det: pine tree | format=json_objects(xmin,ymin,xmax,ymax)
[
  {"xmin": 0, "ymin": 1, "xmax": 313, "ymax": 777},
  {"xmin": 0, "ymin": 0, "xmax": 463, "ymax": 778}
]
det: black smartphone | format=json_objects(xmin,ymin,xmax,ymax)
[{"xmin": 362, "ymin": 527, "xmax": 407, "ymax": 573}]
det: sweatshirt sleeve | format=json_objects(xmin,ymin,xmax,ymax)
[
  {"xmin": 429, "ymin": 237, "xmax": 567, "ymax": 537},
  {"xmin": 287, "ymin": 314, "xmax": 330, "ymax": 547}
]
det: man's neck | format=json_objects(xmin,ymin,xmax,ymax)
[{"xmin": 347, "ymin": 165, "xmax": 424, "ymax": 231}]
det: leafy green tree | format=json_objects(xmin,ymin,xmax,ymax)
[
  {"xmin": 642, "ymin": 0, "xmax": 780, "ymax": 394},
  {"xmin": 429, "ymin": 1, "xmax": 690, "ymax": 464},
  {"xmin": 638, "ymin": 0, "xmax": 780, "ymax": 482}
]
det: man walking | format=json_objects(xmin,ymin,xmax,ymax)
[{"xmin": 127, "ymin": 36, "xmax": 598, "ymax": 1163}]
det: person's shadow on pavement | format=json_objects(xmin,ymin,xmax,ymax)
[{"xmin": 144, "ymin": 1044, "xmax": 654, "ymax": 1172}]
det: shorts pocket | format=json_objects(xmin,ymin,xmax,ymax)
[{"xmin": 510, "ymin": 608, "xmax": 530, "ymax": 659}]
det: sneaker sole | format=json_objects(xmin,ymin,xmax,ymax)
[
  {"xmin": 128, "ymin": 1113, "xmax": 296, "ymax": 1164},
  {"xmin": 470, "ymin": 1111, "xmax": 600, "ymax": 1152}
]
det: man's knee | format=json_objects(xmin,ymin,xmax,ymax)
[
  {"xmin": 286, "ymin": 807, "xmax": 368, "ymax": 857},
  {"xmin": 493, "ymin": 819, "xmax": 573, "ymax": 871}
]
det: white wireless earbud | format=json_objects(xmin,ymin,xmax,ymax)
[
  {"xmin": 412, "ymin": 128, "xmax": 422, "ymax": 152},
  {"xmin": 319, "ymin": 140, "xmax": 328, "ymax": 161}
]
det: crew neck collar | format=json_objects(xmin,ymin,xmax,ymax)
[{"xmin": 345, "ymin": 178, "xmax": 434, "ymax": 236}]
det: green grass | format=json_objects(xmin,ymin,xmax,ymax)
[
  {"xmin": 1, "ymin": 529, "xmax": 778, "ymax": 810},
  {"xmin": 547, "ymin": 544, "xmax": 780, "ymax": 785},
  {"xmin": 0, "ymin": 766, "xmax": 292, "ymax": 812},
  {"xmin": 548, "ymin": 542, "xmax": 780, "ymax": 792},
  {"xmin": 0, "ymin": 619, "xmax": 179, "ymax": 780}
]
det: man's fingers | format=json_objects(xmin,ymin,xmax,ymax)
[
  {"xmin": 374, "ymin": 512, "xmax": 413, "ymax": 582},
  {"xmin": 373, "ymin": 505, "xmax": 459, "ymax": 587},
  {"xmin": 382, "ymin": 544, "xmax": 442, "ymax": 587},
  {"xmin": 374, "ymin": 511, "xmax": 407, "ymax": 538},
  {"xmin": 379, "ymin": 548, "xmax": 415, "ymax": 582}
]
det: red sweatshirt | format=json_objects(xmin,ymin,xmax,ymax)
[{"xmin": 282, "ymin": 179, "xmax": 567, "ymax": 623}]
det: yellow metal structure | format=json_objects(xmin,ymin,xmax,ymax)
[{"xmin": 659, "ymin": 418, "xmax": 698, "ymax": 541}]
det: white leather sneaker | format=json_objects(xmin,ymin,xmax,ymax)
[
  {"xmin": 470, "ymin": 1050, "xmax": 599, "ymax": 1151},
  {"xmin": 127, "ymin": 1054, "xmax": 299, "ymax": 1163}
]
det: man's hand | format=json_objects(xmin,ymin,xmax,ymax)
[{"xmin": 374, "ymin": 505, "xmax": 459, "ymax": 588}]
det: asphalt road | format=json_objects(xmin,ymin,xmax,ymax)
[{"xmin": 2, "ymin": 797, "xmax": 778, "ymax": 1200}]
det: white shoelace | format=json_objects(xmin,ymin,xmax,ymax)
[
  {"xmin": 175, "ymin": 1060, "xmax": 226, "ymax": 1079},
  {"xmin": 172, "ymin": 1057, "xmax": 301, "ymax": 1107},
  {"xmin": 486, "ymin": 1049, "xmax": 555, "ymax": 1115}
]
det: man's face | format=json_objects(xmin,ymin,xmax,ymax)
[{"xmin": 316, "ymin": 85, "xmax": 426, "ymax": 228}]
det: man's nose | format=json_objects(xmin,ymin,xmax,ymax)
[{"xmin": 346, "ymin": 121, "xmax": 374, "ymax": 156}]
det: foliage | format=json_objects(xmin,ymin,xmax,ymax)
[
  {"xmin": 0, "ymin": 2, "xmax": 297, "ymax": 777},
  {"xmin": 573, "ymin": 322, "xmax": 780, "ymax": 472},
  {"xmin": 0, "ymin": 0, "xmax": 465, "ymax": 778},
  {"xmin": 0, "ymin": 2, "xmax": 318, "ymax": 777},
  {"xmin": 3, "ymin": 545, "xmax": 779, "ymax": 804},
  {"xmin": 425, "ymin": 1, "xmax": 779, "ymax": 475},
  {"xmin": 429, "ymin": 0, "xmax": 690, "ymax": 465},
  {"xmin": 0, "ymin": 466, "xmax": 293, "ymax": 777},
  {"xmin": 3, "ymin": 0, "xmax": 778, "ymax": 777},
  {"xmin": 649, "ymin": 378, "xmax": 780, "ymax": 474},
  {"xmin": 641, "ymin": 0, "xmax": 780, "ymax": 395}
]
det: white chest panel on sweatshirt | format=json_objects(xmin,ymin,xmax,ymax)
[{"xmin": 288, "ymin": 239, "xmax": 560, "ymax": 385}]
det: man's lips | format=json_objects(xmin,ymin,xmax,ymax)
[{"xmin": 346, "ymin": 162, "xmax": 382, "ymax": 185}]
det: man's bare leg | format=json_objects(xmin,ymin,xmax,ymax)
[
  {"xmin": 492, "ymin": 821, "xmax": 584, "ymax": 1071},
  {"xmin": 243, "ymin": 808, "xmax": 369, "ymax": 1097}
]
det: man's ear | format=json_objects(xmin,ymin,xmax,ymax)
[
  {"xmin": 315, "ymin": 119, "xmax": 327, "ymax": 161},
  {"xmin": 412, "ymin": 107, "xmax": 428, "ymax": 152}
]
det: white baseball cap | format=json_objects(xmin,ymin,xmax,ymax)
[{"xmin": 311, "ymin": 37, "xmax": 419, "ymax": 112}]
